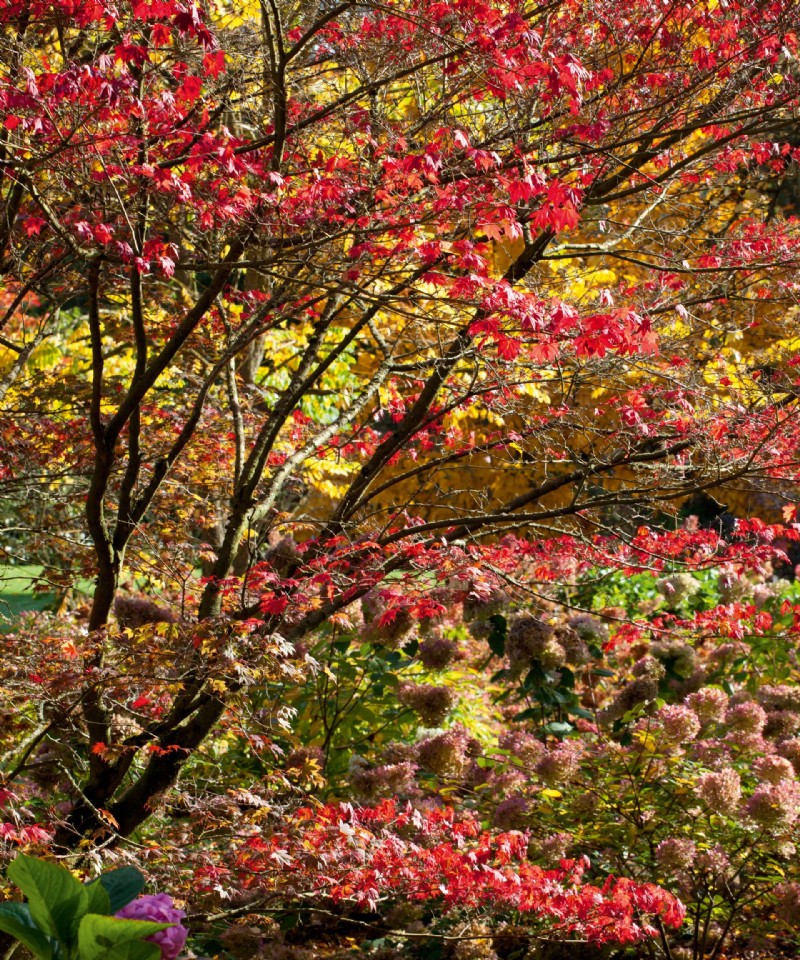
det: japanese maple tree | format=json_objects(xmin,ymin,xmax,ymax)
[{"xmin": 2, "ymin": 1, "xmax": 800, "ymax": 951}]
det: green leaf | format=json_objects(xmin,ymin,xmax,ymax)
[
  {"xmin": 77, "ymin": 915, "xmax": 168, "ymax": 960},
  {"xmin": 95, "ymin": 868, "xmax": 145, "ymax": 914},
  {"xmin": 566, "ymin": 705, "xmax": 595, "ymax": 720},
  {"xmin": 8, "ymin": 854, "xmax": 88, "ymax": 948},
  {"xmin": 0, "ymin": 901, "xmax": 54, "ymax": 959},
  {"xmin": 84, "ymin": 882, "xmax": 111, "ymax": 917},
  {"xmin": 487, "ymin": 615, "xmax": 506, "ymax": 658},
  {"xmin": 543, "ymin": 721, "xmax": 574, "ymax": 737},
  {"xmin": 522, "ymin": 663, "xmax": 546, "ymax": 690},
  {"xmin": 511, "ymin": 706, "xmax": 540, "ymax": 722},
  {"xmin": 549, "ymin": 688, "xmax": 573, "ymax": 705},
  {"xmin": 108, "ymin": 941, "xmax": 161, "ymax": 960}
]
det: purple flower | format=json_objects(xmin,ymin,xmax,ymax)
[{"xmin": 117, "ymin": 894, "xmax": 187, "ymax": 960}]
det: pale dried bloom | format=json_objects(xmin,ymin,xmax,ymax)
[
  {"xmin": 656, "ymin": 572, "xmax": 701, "ymax": 604},
  {"xmin": 727, "ymin": 731, "xmax": 770, "ymax": 754},
  {"xmin": 656, "ymin": 837, "xmax": 697, "ymax": 873},
  {"xmin": 114, "ymin": 595, "xmax": 177, "ymax": 629},
  {"xmin": 468, "ymin": 619, "xmax": 492, "ymax": 641},
  {"xmin": 717, "ymin": 570, "xmax": 751, "ymax": 604},
  {"xmin": 764, "ymin": 709, "xmax": 800, "ymax": 741},
  {"xmin": 567, "ymin": 613, "xmax": 609, "ymax": 644},
  {"xmin": 497, "ymin": 730, "xmax": 544, "ymax": 768},
  {"xmin": 599, "ymin": 673, "xmax": 660, "ymax": 723},
  {"xmin": 691, "ymin": 738, "xmax": 732, "ymax": 766},
  {"xmin": 361, "ymin": 591, "xmax": 384, "ymax": 623},
  {"xmin": 492, "ymin": 795, "xmax": 529, "ymax": 831},
  {"xmin": 658, "ymin": 705, "xmax": 701, "ymax": 744},
  {"xmin": 488, "ymin": 767, "xmax": 526, "ymax": 792},
  {"xmin": 695, "ymin": 769, "xmax": 741, "ymax": 814},
  {"xmin": 538, "ymin": 831, "xmax": 573, "ymax": 862},
  {"xmin": 710, "ymin": 642, "xmax": 749, "ymax": 666},
  {"xmin": 462, "ymin": 589, "xmax": 509, "ymax": 622},
  {"xmin": 753, "ymin": 755, "xmax": 795, "ymax": 785},
  {"xmin": 650, "ymin": 638, "xmax": 697, "ymax": 679},
  {"xmin": 361, "ymin": 594, "xmax": 414, "ymax": 649},
  {"xmin": 696, "ymin": 845, "xmax": 730, "ymax": 878},
  {"xmin": 350, "ymin": 761, "xmax": 417, "ymax": 800},
  {"xmin": 452, "ymin": 922, "xmax": 498, "ymax": 960},
  {"xmin": 418, "ymin": 636, "xmax": 458, "ymax": 670},
  {"xmin": 379, "ymin": 744, "xmax": 418, "ymax": 769},
  {"xmin": 757, "ymin": 684, "xmax": 800, "ymax": 713},
  {"xmin": 398, "ymin": 683, "xmax": 455, "ymax": 726},
  {"xmin": 632, "ymin": 655, "xmax": 666, "ymax": 679},
  {"xmin": 752, "ymin": 582, "xmax": 777, "ymax": 608},
  {"xmin": 554, "ymin": 623, "xmax": 591, "ymax": 664},
  {"xmin": 745, "ymin": 780, "xmax": 800, "ymax": 830},
  {"xmin": 686, "ymin": 687, "xmax": 728, "ymax": 724},
  {"xmin": 463, "ymin": 759, "xmax": 491, "ymax": 789},
  {"xmin": 774, "ymin": 882, "xmax": 800, "ymax": 926},
  {"xmin": 506, "ymin": 616, "xmax": 565, "ymax": 675},
  {"xmin": 416, "ymin": 728, "xmax": 470, "ymax": 777},
  {"xmin": 535, "ymin": 741, "xmax": 582, "ymax": 786},
  {"xmin": 725, "ymin": 701, "xmax": 767, "ymax": 735},
  {"xmin": 778, "ymin": 738, "xmax": 800, "ymax": 776}
]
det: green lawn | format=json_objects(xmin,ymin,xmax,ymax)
[
  {"xmin": 0, "ymin": 565, "xmax": 56, "ymax": 628},
  {"xmin": 0, "ymin": 564, "xmax": 95, "ymax": 630}
]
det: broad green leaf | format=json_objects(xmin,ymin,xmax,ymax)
[
  {"xmin": 109, "ymin": 940, "xmax": 161, "ymax": 960},
  {"xmin": 8, "ymin": 854, "xmax": 88, "ymax": 948},
  {"xmin": 487, "ymin": 614, "xmax": 506, "ymax": 658},
  {"xmin": 0, "ymin": 901, "xmax": 54, "ymax": 959},
  {"xmin": 77, "ymin": 915, "xmax": 169, "ymax": 960},
  {"xmin": 95, "ymin": 868, "xmax": 145, "ymax": 913},
  {"xmin": 84, "ymin": 881, "xmax": 111, "ymax": 917}
]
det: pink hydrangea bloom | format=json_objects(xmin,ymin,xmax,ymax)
[
  {"xmin": 535, "ymin": 741, "xmax": 582, "ymax": 785},
  {"xmin": 686, "ymin": 688, "xmax": 728, "ymax": 724},
  {"xmin": 695, "ymin": 769, "xmax": 741, "ymax": 814},
  {"xmin": 745, "ymin": 780, "xmax": 800, "ymax": 830},
  {"xmin": 753, "ymin": 755, "xmax": 795, "ymax": 785},
  {"xmin": 116, "ymin": 894, "xmax": 187, "ymax": 960},
  {"xmin": 778, "ymin": 738, "xmax": 800, "ymax": 776},
  {"xmin": 655, "ymin": 837, "xmax": 696, "ymax": 873},
  {"xmin": 775, "ymin": 882, "xmax": 800, "ymax": 926},
  {"xmin": 658, "ymin": 705, "xmax": 701, "ymax": 744},
  {"xmin": 724, "ymin": 701, "xmax": 767, "ymax": 735},
  {"xmin": 492, "ymin": 795, "xmax": 529, "ymax": 830}
]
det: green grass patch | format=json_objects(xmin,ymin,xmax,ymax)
[
  {"xmin": 0, "ymin": 565, "xmax": 92, "ymax": 630},
  {"xmin": 0, "ymin": 565, "xmax": 55, "ymax": 629}
]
